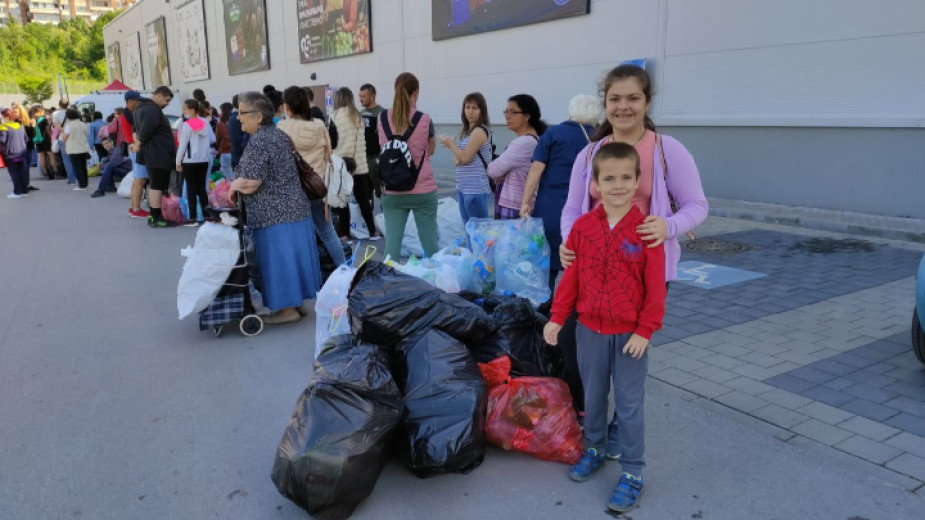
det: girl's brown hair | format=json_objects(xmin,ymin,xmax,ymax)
[
  {"xmin": 183, "ymin": 99, "xmax": 202, "ymax": 115},
  {"xmin": 591, "ymin": 64, "xmax": 656, "ymax": 142},
  {"xmin": 390, "ymin": 72, "xmax": 420, "ymax": 134},
  {"xmin": 459, "ymin": 92, "xmax": 489, "ymax": 138}
]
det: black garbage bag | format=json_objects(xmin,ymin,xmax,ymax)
[
  {"xmin": 348, "ymin": 261, "xmax": 496, "ymax": 348},
  {"xmin": 393, "ymin": 329, "xmax": 488, "ymax": 478},
  {"xmin": 271, "ymin": 335, "xmax": 402, "ymax": 520},
  {"xmin": 461, "ymin": 293, "xmax": 566, "ymax": 379}
]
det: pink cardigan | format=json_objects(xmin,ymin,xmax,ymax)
[{"xmin": 561, "ymin": 134, "xmax": 709, "ymax": 281}]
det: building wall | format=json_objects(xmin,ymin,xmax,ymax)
[{"xmin": 103, "ymin": 0, "xmax": 925, "ymax": 217}]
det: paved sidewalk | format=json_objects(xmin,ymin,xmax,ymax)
[{"xmin": 648, "ymin": 219, "xmax": 925, "ymax": 489}]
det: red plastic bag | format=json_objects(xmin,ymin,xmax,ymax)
[
  {"xmin": 478, "ymin": 356, "xmax": 583, "ymax": 464},
  {"xmin": 162, "ymin": 194, "xmax": 184, "ymax": 223},
  {"xmin": 209, "ymin": 180, "xmax": 233, "ymax": 209}
]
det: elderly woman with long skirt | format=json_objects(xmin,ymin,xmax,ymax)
[{"xmin": 229, "ymin": 91, "xmax": 322, "ymax": 325}]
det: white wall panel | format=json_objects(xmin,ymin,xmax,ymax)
[
  {"xmin": 103, "ymin": 0, "xmax": 925, "ymax": 127},
  {"xmin": 660, "ymin": 33, "xmax": 925, "ymax": 124},
  {"xmin": 666, "ymin": 0, "xmax": 925, "ymax": 55}
]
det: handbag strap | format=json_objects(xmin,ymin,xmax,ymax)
[
  {"xmin": 578, "ymin": 123, "xmax": 591, "ymax": 143},
  {"xmin": 656, "ymin": 133, "xmax": 696, "ymax": 241}
]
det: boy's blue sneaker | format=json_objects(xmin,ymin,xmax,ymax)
[
  {"xmin": 608, "ymin": 473, "xmax": 644, "ymax": 512},
  {"xmin": 568, "ymin": 448, "xmax": 605, "ymax": 482},
  {"xmin": 606, "ymin": 421, "xmax": 621, "ymax": 460}
]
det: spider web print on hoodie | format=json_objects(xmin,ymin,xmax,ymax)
[{"xmin": 550, "ymin": 204, "xmax": 666, "ymax": 339}]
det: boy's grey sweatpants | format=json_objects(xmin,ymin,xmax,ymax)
[{"xmin": 576, "ymin": 323, "xmax": 647, "ymax": 477}]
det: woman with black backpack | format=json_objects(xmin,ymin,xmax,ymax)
[
  {"xmin": 439, "ymin": 92, "xmax": 493, "ymax": 226},
  {"xmin": 30, "ymin": 106, "xmax": 56, "ymax": 180},
  {"xmin": 377, "ymin": 72, "xmax": 438, "ymax": 259}
]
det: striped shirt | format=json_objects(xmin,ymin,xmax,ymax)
[{"xmin": 455, "ymin": 128, "xmax": 492, "ymax": 195}]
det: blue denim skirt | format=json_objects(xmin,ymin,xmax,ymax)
[{"xmin": 253, "ymin": 216, "xmax": 322, "ymax": 310}]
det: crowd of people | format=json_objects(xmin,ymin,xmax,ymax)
[{"xmin": 2, "ymin": 64, "xmax": 709, "ymax": 513}]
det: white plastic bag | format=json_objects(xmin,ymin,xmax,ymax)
[
  {"xmin": 436, "ymin": 197, "xmax": 465, "ymax": 250},
  {"xmin": 314, "ymin": 264, "xmax": 357, "ymax": 358},
  {"xmin": 117, "ymin": 170, "xmax": 135, "ymax": 198},
  {"xmin": 432, "ymin": 245, "xmax": 481, "ymax": 293},
  {"xmin": 349, "ymin": 200, "xmax": 371, "ymax": 240},
  {"xmin": 395, "ymin": 256, "xmax": 461, "ymax": 294},
  {"xmin": 176, "ymin": 223, "xmax": 241, "ymax": 319}
]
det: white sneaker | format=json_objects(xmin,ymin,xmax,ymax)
[
  {"xmin": 6, "ymin": 193, "xmax": 22, "ymax": 199},
  {"xmin": 73, "ymin": 186, "xmax": 87, "ymax": 191}
]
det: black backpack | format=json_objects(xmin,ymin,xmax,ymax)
[
  {"xmin": 378, "ymin": 110, "xmax": 424, "ymax": 192},
  {"xmin": 475, "ymin": 124, "xmax": 498, "ymax": 169}
]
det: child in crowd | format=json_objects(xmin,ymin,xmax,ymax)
[{"xmin": 543, "ymin": 142, "xmax": 666, "ymax": 513}]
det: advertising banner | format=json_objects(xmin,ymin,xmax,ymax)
[
  {"xmin": 122, "ymin": 32, "xmax": 145, "ymax": 90},
  {"xmin": 297, "ymin": 0, "xmax": 371, "ymax": 64},
  {"xmin": 175, "ymin": 0, "xmax": 211, "ymax": 82},
  {"xmin": 145, "ymin": 17, "xmax": 171, "ymax": 88},
  {"xmin": 432, "ymin": 0, "xmax": 589, "ymax": 41},
  {"xmin": 223, "ymin": 0, "xmax": 270, "ymax": 75}
]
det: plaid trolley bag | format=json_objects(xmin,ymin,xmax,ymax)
[{"xmin": 198, "ymin": 204, "xmax": 265, "ymax": 337}]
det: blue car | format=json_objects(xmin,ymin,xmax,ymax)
[{"xmin": 914, "ymin": 253, "xmax": 925, "ymax": 365}]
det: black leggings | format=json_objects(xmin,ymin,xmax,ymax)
[
  {"xmin": 69, "ymin": 153, "xmax": 90, "ymax": 188},
  {"xmin": 182, "ymin": 162, "xmax": 209, "ymax": 222},
  {"xmin": 334, "ymin": 173, "xmax": 376, "ymax": 238}
]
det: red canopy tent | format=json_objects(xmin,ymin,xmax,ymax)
[{"xmin": 100, "ymin": 80, "xmax": 132, "ymax": 91}]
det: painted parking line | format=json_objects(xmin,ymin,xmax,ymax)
[{"xmin": 675, "ymin": 261, "xmax": 767, "ymax": 289}]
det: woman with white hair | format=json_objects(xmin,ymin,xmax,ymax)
[{"xmin": 520, "ymin": 94, "xmax": 600, "ymax": 289}]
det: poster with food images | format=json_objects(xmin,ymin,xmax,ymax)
[
  {"xmin": 175, "ymin": 0, "xmax": 211, "ymax": 82},
  {"xmin": 107, "ymin": 42, "xmax": 123, "ymax": 83},
  {"xmin": 297, "ymin": 0, "xmax": 371, "ymax": 64},
  {"xmin": 145, "ymin": 17, "xmax": 171, "ymax": 88},
  {"xmin": 223, "ymin": 0, "xmax": 270, "ymax": 75},
  {"xmin": 122, "ymin": 32, "xmax": 145, "ymax": 90},
  {"xmin": 432, "ymin": 0, "xmax": 590, "ymax": 41}
]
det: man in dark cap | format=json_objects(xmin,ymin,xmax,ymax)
[{"xmin": 128, "ymin": 87, "xmax": 177, "ymax": 228}]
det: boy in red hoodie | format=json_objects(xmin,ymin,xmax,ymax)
[{"xmin": 543, "ymin": 142, "xmax": 665, "ymax": 513}]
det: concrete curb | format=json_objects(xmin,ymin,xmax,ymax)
[{"xmin": 708, "ymin": 198, "xmax": 925, "ymax": 244}]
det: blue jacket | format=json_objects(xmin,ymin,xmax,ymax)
[
  {"xmin": 101, "ymin": 142, "xmax": 132, "ymax": 178},
  {"xmin": 88, "ymin": 120, "xmax": 106, "ymax": 147},
  {"xmin": 228, "ymin": 110, "xmax": 249, "ymax": 167},
  {"xmin": 0, "ymin": 122, "xmax": 28, "ymax": 162}
]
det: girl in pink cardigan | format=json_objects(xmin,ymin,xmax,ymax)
[{"xmin": 560, "ymin": 65, "xmax": 708, "ymax": 280}]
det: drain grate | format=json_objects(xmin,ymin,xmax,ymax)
[
  {"xmin": 683, "ymin": 238, "xmax": 760, "ymax": 255},
  {"xmin": 790, "ymin": 238, "xmax": 876, "ymax": 254}
]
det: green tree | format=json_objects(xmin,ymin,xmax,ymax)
[
  {"xmin": 17, "ymin": 76, "xmax": 53, "ymax": 104},
  {"xmin": 0, "ymin": 11, "xmax": 122, "ymax": 88}
]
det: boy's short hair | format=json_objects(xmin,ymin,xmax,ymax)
[
  {"xmin": 153, "ymin": 86, "xmax": 174, "ymax": 99},
  {"xmin": 101, "ymin": 137, "xmax": 113, "ymax": 143},
  {"xmin": 592, "ymin": 142, "xmax": 641, "ymax": 181}
]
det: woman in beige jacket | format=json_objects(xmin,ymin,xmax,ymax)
[
  {"xmin": 278, "ymin": 86, "xmax": 347, "ymax": 267},
  {"xmin": 329, "ymin": 87, "xmax": 379, "ymax": 241}
]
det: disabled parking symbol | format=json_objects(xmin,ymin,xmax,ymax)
[{"xmin": 675, "ymin": 261, "xmax": 767, "ymax": 289}]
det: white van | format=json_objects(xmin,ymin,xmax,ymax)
[{"xmin": 73, "ymin": 88, "xmax": 183, "ymax": 123}]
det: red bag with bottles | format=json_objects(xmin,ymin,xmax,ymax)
[{"xmin": 478, "ymin": 356, "xmax": 583, "ymax": 464}]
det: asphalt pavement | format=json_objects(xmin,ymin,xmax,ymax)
[{"xmin": 1, "ymin": 173, "xmax": 924, "ymax": 520}]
